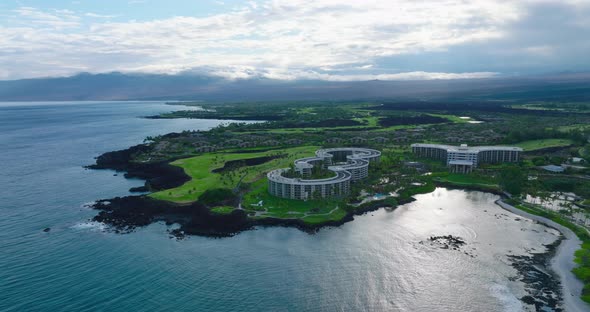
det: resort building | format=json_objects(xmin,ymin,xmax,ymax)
[
  {"xmin": 267, "ymin": 147, "xmax": 381, "ymax": 200},
  {"xmin": 411, "ymin": 143, "xmax": 522, "ymax": 173}
]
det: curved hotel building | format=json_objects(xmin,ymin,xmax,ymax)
[
  {"xmin": 267, "ymin": 148, "xmax": 381, "ymax": 200},
  {"xmin": 411, "ymin": 143, "xmax": 522, "ymax": 173}
]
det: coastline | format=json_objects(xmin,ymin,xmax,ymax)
[
  {"xmin": 87, "ymin": 140, "xmax": 588, "ymax": 308},
  {"xmin": 87, "ymin": 142, "xmax": 406, "ymax": 237},
  {"xmin": 496, "ymin": 199, "xmax": 588, "ymax": 312}
]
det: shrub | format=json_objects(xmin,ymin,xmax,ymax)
[{"xmin": 198, "ymin": 188, "xmax": 236, "ymax": 205}]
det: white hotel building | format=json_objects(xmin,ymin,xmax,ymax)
[
  {"xmin": 411, "ymin": 143, "xmax": 522, "ymax": 173},
  {"xmin": 267, "ymin": 148, "xmax": 381, "ymax": 200}
]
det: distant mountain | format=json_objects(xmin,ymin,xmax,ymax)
[{"xmin": 0, "ymin": 71, "xmax": 589, "ymax": 102}]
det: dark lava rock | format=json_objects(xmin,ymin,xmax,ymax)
[
  {"xmin": 129, "ymin": 186, "xmax": 149, "ymax": 193},
  {"xmin": 87, "ymin": 143, "xmax": 190, "ymax": 191},
  {"xmin": 507, "ymin": 238, "xmax": 564, "ymax": 312},
  {"xmin": 428, "ymin": 235, "xmax": 466, "ymax": 248},
  {"xmin": 424, "ymin": 235, "xmax": 475, "ymax": 256},
  {"xmin": 91, "ymin": 195, "xmax": 252, "ymax": 237}
]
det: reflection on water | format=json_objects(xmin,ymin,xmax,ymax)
[
  {"xmin": 525, "ymin": 192, "xmax": 590, "ymax": 226},
  {"xmin": 0, "ymin": 102, "xmax": 560, "ymax": 311}
]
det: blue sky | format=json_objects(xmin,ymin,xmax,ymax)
[
  {"xmin": 0, "ymin": 0, "xmax": 589, "ymax": 81},
  {"xmin": 0, "ymin": 0, "xmax": 244, "ymax": 21}
]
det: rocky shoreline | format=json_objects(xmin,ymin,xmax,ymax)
[
  {"xmin": 496, "ymin": 199, "xmax": 588, "ymax": 312},
  {"xmin": 86, "ymin": 144, "xmax": 584, "ymax": 310},
  {"xmin": 87, "ymin": 143, "xmax": 191, "ymax": 192},
  {"xmin": 90, "ymin": 194, "xmax": 406, "ymax": 238},
  {"xmin": 508, "ymin": 239, "xmax": 564, "ymax": 311}
]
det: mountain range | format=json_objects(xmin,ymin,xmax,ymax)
[{"xmin": 0, "ymin": 72, "xmax": 589, "ymax": 102}]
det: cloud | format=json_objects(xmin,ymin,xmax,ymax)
[
  {"xmin": 11, "ymin": 6, "xmax": 80, "ymax": 29},
  {"xmin": 85, "ymin": 12, "xmax": 116, "ymax": 19},
  {"xmin": 0, "ymin": 1, "xmax": 588, "ymax": 80},
  {"xmin": 214, "ymin": 69, "xmax": 499, "ymax": 81}
]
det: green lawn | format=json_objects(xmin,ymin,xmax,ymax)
[
  {"xmin": 427, "ymin": 113, "xmax": 471, "ymax": 123},
  {"xmin": 353, "ymin": 116, "xmax": 380, "ymax": 127},
  {"xmin": 434, "ymin": 173, "xmax": 499, "ymax": 190},
  {"xmin": 150, "ymin": 145, "xmax": 318, "ymax": 203},
  {"xmin": 211, "ymin": 206, "xmax": 235, "ymax": 215},
  {"xmin": 242, "ymin": 179, "xmax": 347, "ymax": 223},
  {"xmin": 514, "ymin": 139, "xmax": 574, "ymax": 151},
  {"xmin": 556, "ymin": 124, "xmax": 590, "ymax": 132}
]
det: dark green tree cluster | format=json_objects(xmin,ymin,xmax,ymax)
[{"xmin": 499, "ymin": 166, "xmax": 525, "ymax": 195}]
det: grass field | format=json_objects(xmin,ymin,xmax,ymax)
[
  {"xmin": 210, "ymin": 206, "xmax": 235, "ymax": 215},
  {"xmin": 150, "ymin": 145, "xmax": 318, "ymax": 203},
  {"xmin": 427, "ymin": 113, "xmax": 471, "ymax": 123},
  {"xmin": 242, "ymin": 179, "xmax": 347, "ymax": 223},
  {"xmin": 434, "ymin": 173, "xmax": 500, "ymax": 190},
  {"xmin": 556, "ymin": 124, "xmax": 590, "ymax": 132},
  {"xmin": 514, "ymin": 139, "xmax": 574, "ymax": 151}
]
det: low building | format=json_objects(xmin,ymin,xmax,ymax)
[
  {"xmin": 371, "ymin": 136, "xmax": 389, "ymax": 144},
  {"xmin": 411, "ymin": 143, "xmax": 522, "ymax": 173},
  {"xmin": 541, "ymin": 165, "xmax": 565, "ymax": 173},
  {"xmin": 403, "ymin": 161, "xmax": 427, "ymax": 172},
  {"xmin": 263, "ymin": 140, "xmax": 280, "ymax": 146},
  {"xmin": 571, "ymin": 157, "xmax": 585, "ymax": 164},
  {"xmin": 325, "ymin": 137, "xmax": 344, "ymax": 144},
  {"xmin": 191, "ymin": 140, "xmax": 210, "ymax": 147},
  {"xmin": 350, "ymin": 137, "xmax": 367, "ymax": 144},
  {"xmin": 224, "ymin": 139, "xmax": 243, "ymax": 146},
  {"xmin": 285, "ymin": 139, "xmax": 303, "ymax": 145},
  {"xmin": 267, "ymin": 147, "xmax": 381, "ymax": 200},
  {"xmin": 195, "ymin": 145, "xmax": 217, "ymax": 153},
  {"xmin": 237, "ymin": 142, "xmax": 256, "ymax": 148}
]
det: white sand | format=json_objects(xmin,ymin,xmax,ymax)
[{"xmin": 496, "ymin": 199, "xmax": 589, "ymax": 312}]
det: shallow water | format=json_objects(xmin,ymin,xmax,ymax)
[{"xmin": 0, "ymin": 102, "xmax": 560, "ymax": 311}]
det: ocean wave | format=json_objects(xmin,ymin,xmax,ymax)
[
  {"xmin": 71, "ymin": 221, "xmax": 106, "ymax": 232},
  {"xmin": 80, "ymin": 201, "xmax": 98, "ymax": 208}
]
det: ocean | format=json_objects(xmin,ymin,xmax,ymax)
[{"xmin": 0, "ymin": 101, "xmax": 560, "ymax": 311}]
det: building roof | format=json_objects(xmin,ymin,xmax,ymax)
[
  {"xmin": 269, "ymin": 147, "xmax": 380, "ymax": 185},
  {"xmin": 267, "ymin": 168, "xmax": 350, "ymax": 185},
  {"xmin": 541, "ymin": 165, "xmax": 565, "ymax": 172},
  {"xmin": 411, "ymin": 143, "xmax": 523, "ymax": 153}
]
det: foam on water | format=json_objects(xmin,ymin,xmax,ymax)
[{"xmin": 71, "ymin": 221, "xmax": 107, "ymax": 232}]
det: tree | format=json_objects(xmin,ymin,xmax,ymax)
[{"xmin": 499, "ymin": 166, "xmax": 525, "ymax": 195}]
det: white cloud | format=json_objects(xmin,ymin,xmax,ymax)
[
  {"xmin": 12, "ymin": 6, "xmax": 80, "ymax": 29},
  {"xmin": 0, "ymin": 0, "xmax": 587, "ymax": 80},
  {"xmin": 85, "ymin": 12, "xmax": 116, "ymax": 19},
  {"xmin": 209, "ymin": 68, "xmax": 498, "ymax": 81}
]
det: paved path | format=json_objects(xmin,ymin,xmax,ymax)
[{"xmin": 496, "ymin": 199, "xmax": 589, "ymax": 312}]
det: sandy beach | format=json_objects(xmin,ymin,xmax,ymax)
[{"xmin": 496, "ymin": 199, "xmax": 589, "ymax": 312}]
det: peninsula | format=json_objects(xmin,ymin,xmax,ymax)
[{"xmin": 88, "ymin": 100, "xmax": 590, "ymax": 306}]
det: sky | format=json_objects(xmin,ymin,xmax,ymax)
[{"xmin": 0, "ymin": 0, "xmax": 589, "ymax": 81}]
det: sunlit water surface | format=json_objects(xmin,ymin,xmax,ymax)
[{"xmin": 0, "ymin": 102, "xmax": 558, "ymax": 311}]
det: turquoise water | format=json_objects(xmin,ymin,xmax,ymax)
[{"xmin": 0, "ymin": 102, "xmax": 560, "ymax": 311}]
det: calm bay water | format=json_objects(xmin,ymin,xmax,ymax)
[{"xmin": 0, "ymin": 102, "xmax": 559, "ymax": 311}]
